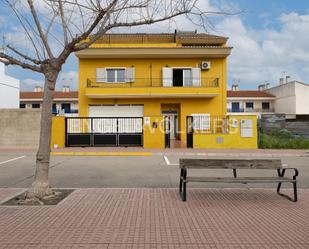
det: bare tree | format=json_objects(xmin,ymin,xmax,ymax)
[{"xmin": 0, "ymin": 0, "xmax": 225, "ymax": 200}]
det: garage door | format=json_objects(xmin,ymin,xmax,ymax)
[
  {"xmin": 66, "ymin": 105, "xmax": 144, "ymax": 147},
  {"xmin": 89, "ymin": 105, "xmax": 144, "ymax": 117}
]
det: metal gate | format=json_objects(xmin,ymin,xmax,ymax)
[
  {"xmin": 186, "ymin": 116, "xmax": 194, "ymax": 148},
  {"xmin": 66, "ymin": 117, "xmax": 143, "ymax": 147}
]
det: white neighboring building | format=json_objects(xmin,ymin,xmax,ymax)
[
  {"xmin": 227, "ymin": 84, "xmax": 276, "ymax": 116},
  {"xmin": 0, "ymin": 62, "xmax": 20, "ymax": 108},
  {"xmin": 266, "ymin": 80, "xmax": 309, "ymax": 120},
  {"xmin": 20, "ymin": 86, "xmax": 78, "ymax": 117}
]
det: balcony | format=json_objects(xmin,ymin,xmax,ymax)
[
  {"xmin": 85, "ymin": 78, "xmax": 220, "ymax": 99},
  {"xmin": 227, "ymin": 108, "xmax": 275, "ymax": 113}
]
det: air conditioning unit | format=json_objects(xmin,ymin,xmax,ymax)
[{"xmin": 201, "ymin": 61, "xmax": 211, "ymax": 70}]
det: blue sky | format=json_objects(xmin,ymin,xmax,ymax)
[{"xmin": 1, "ymin": 0, "xmax": 309, "ymax": 91}]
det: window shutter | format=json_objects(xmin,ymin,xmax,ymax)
[
  {"xmin": 125, "ymin": 67, "xmax": 135, "ymax": 83},
  {"xmin": 162, "ymin": 67, "xmax": 173, "ymax": 87},
  {"xmin": 96, "ymin": 68, "xmax": 106, "ymax": 82},
  {"xmin": 192, "ymin": 68, "xmax": 201, "ymax": 87}
]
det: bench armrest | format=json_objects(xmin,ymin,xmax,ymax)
[{"xmin": 281, "ymin": 168, "xmax": 299, "ymax": 178}]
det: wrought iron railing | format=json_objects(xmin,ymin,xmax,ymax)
[
  {"xmin": 227, "ymin": 108, "xmax": 274, "ymax": 113},
  {"xmin": 86, "ymin": 77, "xmax": 219, "ymax": 88}
]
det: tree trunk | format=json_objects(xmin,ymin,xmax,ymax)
[{"xmin": 28, "ymin": 69, "xmax": 59, "ymax": 199}]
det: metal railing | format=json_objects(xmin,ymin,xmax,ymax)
[
  {"xmin": 227, "ymin": 108, "xmax": 275, "ymax": 113},
  {"xmin": 86, "ymin": 77, "xmax": 219, "ymax": 88}
]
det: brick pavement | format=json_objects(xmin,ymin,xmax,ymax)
[{"xmin": 0, "ymin": 188, "xmax": 308, "ymax": 248}]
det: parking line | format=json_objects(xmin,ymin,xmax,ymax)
[
  {"xmin": 163, "ymin": 156, "xmax": 179, "ymax": 166},
  {"xmin": 0, "ymin": 156, "xmax": 26, "ymax": 165}
]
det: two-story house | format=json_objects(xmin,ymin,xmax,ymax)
[{"xmin": 58, "ymin": 32, "xmax": 257, "ymax": 149}]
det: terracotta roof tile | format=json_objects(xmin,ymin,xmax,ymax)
[
  {"xmin": 20, "ymin": 91, "xmax": 78, "ymax": 99},
  {"xmin": 227, "ymin": 90, "xmax": 275, "ymax": 98}
]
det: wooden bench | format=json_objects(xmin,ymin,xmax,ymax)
[{"xmin": 179, "ymin": 159, "xmax": 299, "ymax": 202}]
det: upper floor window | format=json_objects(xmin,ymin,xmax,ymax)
[
  {"xmin": 231, "ymin": 102, "xmax": 240, "ymax": 112},
  {"xmin": 106, "ymin": 68, "xmax": 126, "ymax": 83},
  {"xmin": 262, "ymin": 102, "xmax": 270, "ymax": 110},
  {"xmin": 61, "ymin": 103, "xmax": 71, "ymax": 113},
  {"xmin": 246, "ymin": 102, "xmax": 254, "ymax": 110},
  {"xmin": 32, "ymin": 103, "xmax": 40, "ymax": 108},
  {"xmin": 96, "ymin": 68, "xmax": 134, "ymax": 83}
]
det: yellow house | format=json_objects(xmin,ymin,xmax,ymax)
[{"xmin": 54, "ymin": 32, "xmax": 257, "ymax": 149}]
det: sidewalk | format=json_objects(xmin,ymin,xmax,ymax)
[
  {"xmin": 0, "ymin": 188, "xmax": 308, "ymax": 248},
  {"xmin": 1, "ymin": 147, "xmax": 309, "ymax": 157},
  {"xmin": 51, "ymin": 147, "xmax": 309, "ymax": 157}
]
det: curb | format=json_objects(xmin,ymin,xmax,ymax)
[{"xmin": 51, "ymin": 151, "xmax": 153, "ymax": 156}]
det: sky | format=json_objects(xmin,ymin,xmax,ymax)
[{"xmin": 1, "ymin": 0, "xmax": 309, "ymax": 91}]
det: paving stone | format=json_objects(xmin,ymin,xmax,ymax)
[{"xmin": 0, "ymin": 188, "xmax": 308, "ymax": 249}]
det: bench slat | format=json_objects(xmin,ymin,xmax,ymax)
[
  {"xmin": 180, "ymin": 159, "xmax": 282, "ymax": 169},
  {"xmin": 184, "ymin": 176, "xmax": 295, "ymax": 183}
]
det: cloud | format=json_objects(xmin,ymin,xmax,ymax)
[
  {"xmin": 215, "ymin": 12, "xmax": 309, "ymax": 89},
  {"xmin": 20, "ymin": 70, "xmax": 78, "ymax": 91},
  {"xmin": 20, "ymin": 78, "xmax": 44, "ymax": 91}
]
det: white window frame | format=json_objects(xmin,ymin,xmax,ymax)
[
  {"xmin": 191, "ymin": 114, "xmax": 210, "ymax": 131},
  {"xmin": 106, "ymin": 67, "xmax": 126, "ymax": 83}
]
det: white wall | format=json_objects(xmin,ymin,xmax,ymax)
[
  {"xmin": 266, "ymin": 82, "xmax": 309, "ymax": 115},
  {"xmin": 0, "ymin": 62, "xmax": 20, "ymax": 108},
  {"xmin": 295, "ymin": 83, "xmax": 309, "ymax": 114}
]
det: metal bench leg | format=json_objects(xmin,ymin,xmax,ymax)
[
  {"xmin": 179, "ymin": 169, "xmax": 183, "ymax": 193},
  {"xmin": 182, "ymin": 169, "xmax": 187, "ymax": 202},
  {"xmin": 276, "ymin": 169, "xmax": 283, "ymax": 193},
  {"xmin": 293, "ymin": 181, "xmax": 298, "ymax": 202},
  {"xmin": 277, "ymin": 168, "xmax": 299, "ymax": 202}
]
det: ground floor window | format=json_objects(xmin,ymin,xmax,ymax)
[
  {"xmin": 32, "ymin": 103, "xmax": 40, "ymax": 108},
  {"xmin": 20, "ymin": 103, "xmax": 26, "ymax": 108}
]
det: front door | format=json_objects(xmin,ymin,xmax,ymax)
[{"xmin": 162, "ymin": 113, "xmax": 178, "ymax": 140}]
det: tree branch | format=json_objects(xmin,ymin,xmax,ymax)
[
  {"xmin": 0, "ymin": 52, "xmax": 42, "ymax": 73},
  {"xmin": 6, "ymin": 45, "xmax": 43, "ymax": 65},
  {"xmin": 27, "ymin": 0, "xmax": 54, "ymax": 58}
]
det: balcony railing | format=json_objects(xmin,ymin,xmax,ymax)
[
  {"xmin": 86, "ymin": 77, "xmax": 219, "ymax": 88},
  {"xmin": 227, "ymin": 108, "xmax": 275, "ymax": 113}
]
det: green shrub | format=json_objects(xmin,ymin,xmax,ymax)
[{"xmin": 259, "ymin": 132, "xmax": 309, "ymax": 149}]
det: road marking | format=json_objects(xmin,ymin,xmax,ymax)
[
  {"xmin": 163, "ymin": 156, "xmax": 179, "ymax": 166},
  {"xmin": 0, "ymin": 156, "xmax": 26, "ymax": 165}
]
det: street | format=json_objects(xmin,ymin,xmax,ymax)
[{"xmin": 0, "ymin": 150, "xmax": 308, "ymax": 189}]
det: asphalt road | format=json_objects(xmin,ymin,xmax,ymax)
[{"xmin": 0, "ymin": 151, "xmax": 308, "ymax": 189}]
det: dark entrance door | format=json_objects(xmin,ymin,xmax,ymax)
[
  {"xmin": 66, "ymin": 117, "xmax": 143, "ymax": 147},
  {"xmin": 186, "ymin": 116, "xmax": 194, "ymax": 148},
  {"xmin": 164, "ymin": 116, "xmax": 170, "ymax": 148}
]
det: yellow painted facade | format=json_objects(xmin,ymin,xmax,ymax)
[
  {"xmin": 51, "ymin": 116, "xmax": 65, "ymax": 148},
  {"xmin": 194, "ymin": 115, "xmax": 258, "ymax": 149},
  {"xmin": 69, "ymin": 33, "xmax": 257, "ymax": 149}
]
